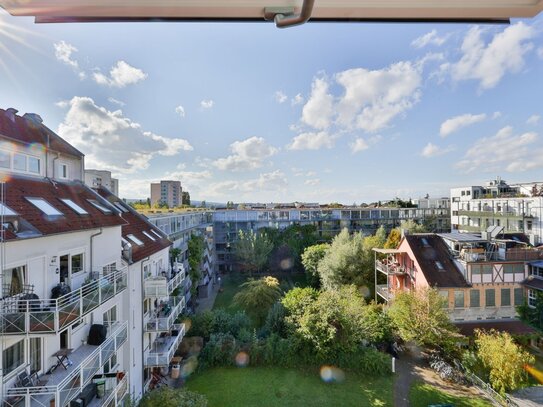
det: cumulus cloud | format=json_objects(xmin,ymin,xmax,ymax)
[
  {"xmin": 200, "ymin": 99, "xmax": 214, "ymax": 109},
  {"xmin": 57, "ymin": 96, "xmax": 192, "ymax": 174},
  {"xmin": 304, "ymin": 179, "xmax": 320, "ymax": 186},
  {"xmin": 411, "ymin": 30, "xmax": 450, "ymax": 48},
  {"xmin": 291, "ymin": 93, "xmax": 304, "ymax": 106},
  {"xmin": 274, "ymin": 91, "xmax": 287, "ymax": 104},
  {"xmin": 421, "ymin": 142, "xmax": 454, "ymax": 158},
  {"xmin": 287, "ymin": 131, "xmax": 337, "ymax": 150},
  {"xmin": 349, "ymin": 135, "xmax": 382, "ymax": 153},
  {"xmin": 439, "ymin": 113, "xmax": 487, "ymax": 137},
  {"xmin": 93, "ymin": 61, "xmax": 147, "ymax": 88},
  {"xmin": 451, "ymin": 23, "xmax": 534, "ymax": 90},
  {"xmin": 54, "ymin": 41, "xmax": 86, "ymax": 79},
  {"xmin": 175, "ymin": 105, "xmax": 185, "ymax": 118},
  {"xmin": 456, "ymin": 126, "xmax": 542, "ymax": 173},
  {"xmin": 302, "ymin": 77, "xmax": 334, "ymax": 130},
  {"xmin": 212, "ymin": 136, "xmax": 278, "ymax": 171},
  {"xmin": 527, "ymin": 114, "xmax": 540, "ymax": 125}
]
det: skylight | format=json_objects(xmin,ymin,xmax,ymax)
[
  {"xmin": 60, "ymin": 198, "xmax": 88, "ymax": 215},
  {"xmin": 26, "ymin": 198, "xmax": 63, "ymax": 216},
  {"xmin": 143, "ymin": 231, "xmax": 156, "ymax": 241},
  {"xmin": 113, "ymin": 202, "xmax": 128, "ymax": 213},
  {"xmin": 127, "ymin": 234, "xmax": 144, "ymax": 246},
  {"xmin": 87, "ymin": 199, "xmax": 112, "ymax": 214},
  {"xmin": 435, "ymin": 261, "xmax": 444, "ymax": 270},
  {"xmin": 421, "ymin": 238, "xmax": 430, "ymax": 247},
  {"xmin": 150, "ymin": 229, "xmax": 163, "ymax": 239},
  {"xmin": 0, "ymin": 202, "xmax": 17, "ymax": 216}
]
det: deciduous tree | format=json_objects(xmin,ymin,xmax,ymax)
[
  {"xmin": 233, "ymin": 276, "xmax": 282, "ymax": 326},
  {"xmin": 234, "ymin": 230, "xmax": 273, "ymax": 274},
  {"xmin": 301, "ymin": 243, "xmax": 329, "ymax": 286}
]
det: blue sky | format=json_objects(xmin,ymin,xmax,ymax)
[{"xmin": 1, "ymin": 10, "xmax": 542, "ymax": 204}]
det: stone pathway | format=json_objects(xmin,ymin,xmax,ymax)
[{"xmin": 194, "ymin": 280, "xmax": 220, "ymax": 314}]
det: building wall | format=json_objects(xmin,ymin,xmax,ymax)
[{"xmin": 85, "ymin": 169, "xmax": 119, "ymax": 195}]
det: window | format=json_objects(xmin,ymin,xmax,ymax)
[
  {"xmin": 103, "ymin": 305, "xmax": 117, "ymax": 325},
  {"xmin": 28, "ymin": 156, "xmax": 40, "ymax": 174},
  {"xmin": 485, "ymin": 289, "xmax": 495, "ymax": 307},
  {"xmin": 3, "ymin": 266, "xmax": 26, "ymax": 297},
  {"xmin": 470, "ymin": 290, "xmax": 480, "ymax": 307},
  {"xmin": 435, "ymin": 261, "xmax": 444, "ymax": 271},
  {"xmin": 3, "ymin": 339, "xmax": 25, "ymax": 377},
  {"xmin": 454, "ymin": 291, "xmax": 464, "ymax": 308},
  {"xmin": 0, "ymin": 150, "xmax": 10, "ymax": 168},
  {"xmin": 60, "ymin": 199, "xmax": 88, "ymax": 215},
  {"xmin": 113, "ymin": 201, "xmax": 128, "ymax": 213},
  {"xmin": 127, "ymin": 234, "xmax": 144, "ymax": 246},
  {"xmin": 150, "ymin": 229, "xmax": 162, "ymax": 239},
  {"xmin": 87, "ymin": 199, "xmax": 112, "ymax": 214},
  {"xmin": 104, "ymin": 353, "xmax": 117, "ymax": 374},
  {"xmin": 29, "ymin": 338, "xmax": 41, "ymax": 373},
  {"xmin": 482, "ymin": 264, "xmax": 493, "ymax": 274},
  {"xmin": 13, "ymin": 153, "xmax": 26, "ymax": 171},
  {"xmin": 143, "ymin": 231, "xmax": 156, "ymax": 241},
  {"xmin": 0, "ymin": 202, "xmax": 17, "ymax": 216},
  {"xmin": 439, "ymin": 290, "xmax": 448, "ymax": 308},
  {"xmin": 102, "ymin": 263, "xmax": 116, "ymax": 275},
  {"xmin": 529, "ymin": 289, "xmax": 537, "ymax": 307},
  {"xmin": 26, "ymin": 197, "xmax": 63, "ymax": 216},
  {"xmin": 71, "ymin": 253, "xmax": 83, "ymax": 274},
  {"xmin": 514, "ymin": 288, "xmax": 524, "ymax": 306},
  {"xmin": 501, "ymin": 288, "xmax": 511, "ymax": 306},
  {"xmin": 59, "ymin": 163, "xmax": 68, "ymax": 179}
]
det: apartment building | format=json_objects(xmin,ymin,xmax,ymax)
[
  {"xmin": 84, "ymin": 169, "xmax": 119, "ymax": 196},
  {"xmin": 374, "ymin": 231, "xmax": 542, "ymax": 334},
  {"xmin": 150, "ymin": 181, "xmax": 183, "ymax": 208},
  {"xmin": 451, "ymin": 178, "xmax": 543, "ymax": 245},
  {"xmin": 0, "ymin": 108, "xmax": 187, "ymax": 406},
  {"xmin": 213, "ymin": 204, "xmax": 450, "ymax": 272},
  {"xmin": 145, "ymin": 210, "xmax": 215, "ymax": 304}
]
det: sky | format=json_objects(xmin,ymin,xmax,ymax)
[{"xmin": 0, "ymin": 10, "xmax": 542, "ymax": 204}]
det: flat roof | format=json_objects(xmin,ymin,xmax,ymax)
[{"xmin": 438, "ymin": 233, "xmax": 486, "ymax": 243}]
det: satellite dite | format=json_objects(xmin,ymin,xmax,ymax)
[{"xmin": 0, "ymin": 0, "xmax": 543, "ymax": 27}]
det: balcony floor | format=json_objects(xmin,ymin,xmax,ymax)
[{"xmin": 44, "ymin": 344, "xmax": 97, "ymax": 386}]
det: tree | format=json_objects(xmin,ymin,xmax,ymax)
[
  {"xmin": 188, "ymin": 233, "xmax": 205, "ymax": 295},
  {"xmin": 388, "ymin": 288, "xmax": 457, "ymax": 350},
  {"xmin": 301, "ymin": 243, "xmax": 329, "ymax": 287},
  {"xmin": 233, "ymin": 276, "xmax": 282, "ymax": 326},
  {"xmin": 139, "ymin": 387, "xmax": 208, "ymax": 407},
  {"xmin": 233, "ymin": 230, "xmax": 273, "ymax": 274},
  {"xmin": 281, "ymin": 286, "xmax": 319, "ymax": 332},
  {"xmin": 475, "ymin": 329, "xmax": 535, "ymax": 394},
  {"xmin": 384, "ymin": 228, "xmax": 402, "ymax": 249},
  {"xmin": 399, "ymin": 219, "xmax": 428, "ymax": 233},
  {"xmin": 360, "ymin": 302, "xmax": 394, "ymax": 344}
]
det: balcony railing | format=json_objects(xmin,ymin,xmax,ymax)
[
  {"xmin": 145, "ymin": 296, "xmax": 186, "ymax": 332},
  {"xmin": 144, "ymin": 266, "xmax": 186, "ymax": 298},
  {"xmin": 4, "ymin": 321, "xmax": 128, "ymax": 407},
  {"xmin": 376, "ymin": 284, "xmax": 394, "ymax": 302},
  {"xmin": 0, "ymin": 269, "xmax": 127, "ymax": 335},
  {"xmin": 375, "ymin": 260, "xmax": 414, "ymax": 276},
  {"xmin": 145, "ymin": 323, "xmax": 186, "ymax": 367},
  {"xmin": 88, "ymin": 373, "xmax": 129, "ymax": 407},
  {"xmin": 457, "ymin": 210, "xmax": 524, "ymax": 219}
]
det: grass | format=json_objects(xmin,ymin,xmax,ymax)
[
  {"xmin": 185, "ymin": 366, "xmax": 393, "ymax": 407},
  {"xmin": 409, "ymin": 382, "xmax": 493, "ymax": 407}
]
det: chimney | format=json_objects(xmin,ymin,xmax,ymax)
[
  {"xmin": 5, "ymin": 108, "xmax": 18, "ymax": 122},
  {"xmin": 23, "ymin": 113, "xmax": 44, "ymax": 124}
]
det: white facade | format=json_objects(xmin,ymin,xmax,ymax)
[{"xmin": 85, "ymin": 169, "xmax": 119, "ymax": 196}]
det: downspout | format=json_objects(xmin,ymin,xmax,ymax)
[
  {"xmin": 140, "ymin": 256, "xmax": 150, "ymax": 397},
  {"xmin": 90, "ymin": 228, "xmax": 103, "ymax": 275},
  {"xmin": 52, "ymin": 153, "xmax": 60, "ymax": 180}
]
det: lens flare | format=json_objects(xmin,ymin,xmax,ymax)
[
  {"xmin": 320, "ymin": 365, "xmax": 345, "ymax": 383},
  {"xmin": 235, "ymin": 351, "xmax": 250, "ymax": 367},
  {"xmin": 525, "ymin": 364, "xmax": 543, "ymax": 384},
  {"xmin": 180, "ymin": 355, "xmax": 198, "ymax": 379}
]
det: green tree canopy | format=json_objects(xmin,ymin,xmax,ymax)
[
  {"xmin": 234, "ymin": 230, "xmax": 273, "ymax": 274},
  {"xmin": 475, "ymin": 329, "xmax": 535, "ymax": 394},
  {"xmin": 188, "ymin": 233, "xmax": 205, "ymax": 295},
  {"xmin": 384, "ymin": 228, "xmax": 402, "ymax": 249},
  {"xmin": 233, "ymin": 276, "xmax": 282, "ymax": 326},
  {"xmin": 139, "ymin": 387, "xmax": 208, "ymax": 407},
  {"xmin": 399, "ymin": 219, "xmax": 428, "ymax": 233},
  {"xmin": 301, "ymin": 243, "xmax": 329, "ymax": 286}
]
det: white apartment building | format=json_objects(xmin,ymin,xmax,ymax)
[
  {"xmin": 451, "ymin": 178, "xmax": 543, "ymax": 245},
  {"xmin": 0, "ymin": 107, "xmax": 186, "ymax": 406},
  {"xmin": 85, "ymin": 170, "xmax": 119, "ymax": 196}
]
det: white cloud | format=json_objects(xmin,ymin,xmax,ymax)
[
  {"xmin": 492, "ymin": 111, "xmax": 502, "ymax": 119},
  {"xmin": 451, "ymin": 23, "xmax": 534, "ymax": 90},
  {"xmin": 527, "ymin": 114, "xmax": 540, "ymax": 125},
  {"xmin": 304, "ymin": 178, "xmax": 320, "ymax": 186},
  {"xmin": 456, "ymin": 126, "xmax": 542, "ymax": 173},
  {"xmin": 301, "ymin": 77, "xmax": 334, "ymax": 130},
  {"xmin": 175, "ymin": 105, "xmax": 185, "ymax": 118},
  {"xmin": 57, "ymin": 96, "xmax": 192, "ymax": 174},
  {"xmin": 291, "ymin": 93, "xmax": 304, "ymax": 106},
  {"xmin": 287, "ymin": 131, "xmax": 337, "ymax": 150},
  {"xmin": 421, "ymin": 142, "xmax": 454, "ymax": 158},
  {"xmin": 108, "ymin": 97, "xmax": 125, "ymax": 107},
  {"xmin": 200, "ymin": 99, "xmax": 214, "ymax": 109},
  {"xmin": 350, "ymin": 138, "xmax": 369, "ymax": 153},
  {"xmin": 55, "ymin": 100, "xmax": 68, "ymax": 108},
  {"xmin": 93, "ymin": 61, "xmax": 147, "ymax": 88},
  {"xmin": 212, "ymin": 136, "xmax": 278, "ymax": 171},
  {"xmin": 274, "ymin": 91, "xmax": 287, "ymax": 104},
  {"xmin": 54, "ymin": 40, "xmax": 79, "ymax": 69},
  {"xmin": 439, "ymin": 113, "xmax": 487, "ymax": 137},
  {"xmin": 411, "ymin": 30, "xmax": 450, "ymax": 48}
]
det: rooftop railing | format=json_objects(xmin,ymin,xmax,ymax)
[
  {"xmin": 0, "ymin": 268, "xmax": 127, "ymax": 335},
  {"xmin": 145, "ymin": 323, "xmax": 186, "ymax": 367},
  {"xmin": 4, "ymin": 321, "xmax": 128, "ymax": 407}
]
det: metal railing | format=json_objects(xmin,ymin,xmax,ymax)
[
  {"xmin": 4, "ymin": 321, "xmax": 128, "ymax": 407},
  {"xmin": 145, "ymin": 323, "xmax": 186, "ymax": 367},
  {"xmin": 375, "ymin": 260, "xmax": 414, "ymax": 276},
  {"xmin": 93, "ymin": 373, "xmax": 129, "ymax": 407},
  {"xmin": 145, "ymin": 296, "xmax": 186, "ymax": 332},
  {"xmin": 0, "ymin": 269, "xmax": 127, "ymax": 335},
  {"xmin": 144, "ymin": 266, "xmax": 186, "ymax": 298},
  {"xmin": 376, "ymin": 284, "xmax": 394, "ymax": 301}
]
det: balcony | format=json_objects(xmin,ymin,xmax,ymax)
[
  {"xmin": 458, "ymin": 210, "xmax": 524, "ymax": 220},
  {"xmin": 145, "ymin": 323, "xmax": 186, "ymax": 367},
  {"xmin": 144, "ymin": 267, "xmax": 186, "ymax": 298},
  {"xmin": 376, "ymin": 284, "xmax": 394, "ymax": 302},
  {"xmin": 145, "ymin": 296, "xmax": 186, "ymax": 332},
  {"xmin": 375, "ymin": 260, "xmax": 409, "ymax": 276},
  {"xmin": 0, "ymin": 269, "xmax": 127, "ymax": 335},
  {"xmin": 88, "ymin": 373, "xmax": 129, "ymax": 407},
  {"xmin": 4, "ymin": 322, "xmax": 128, "ymax": 407}
]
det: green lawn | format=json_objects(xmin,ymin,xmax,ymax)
[
  {"xmin": 409, "ymin": 382, "xmax": 492, "ymax": 407},
  {"xmin": 186, "ymin": 367, "xmax": 393, "ymax": 407}
]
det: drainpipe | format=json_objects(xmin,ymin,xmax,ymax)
[
  {"xmin": 90, "ymin": 228, "xmax": 103, "ymax": 275},
  {"xmin": 52, "ymin": 153, "xmax": 60, "ymax": 180},
  {"xmin": 141, "ymin": 256, "xmax": 150, "ymax": 397}
]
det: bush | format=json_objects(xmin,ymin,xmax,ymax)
[
  {"xmin": 189, "ymin": 309, "xmax": 251, "ymax": 341},
  {"xmin": 199, "ymin": 333, "xmax": 240, "ymax": 368},
  {"xmin": 261, "ymin": 302, "xmax": 288, "ymax": 338}
]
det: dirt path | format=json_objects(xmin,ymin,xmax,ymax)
[{"xmin": 393, "ymin": 345, "xmax": 490, "ymax": 406}]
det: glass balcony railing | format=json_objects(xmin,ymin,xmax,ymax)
[
  {"xmin": 145, "ymin": 323, "xmax": 186, "ymax": 367},
  {"xmin": 0, "ymin": 268, "xmax": 127, "ymax": 335},
  {"xmin": 89, "ymin": 373, "xmax": 129, "ymax": 407},
  {"xmin": 144, "ymin": 296, "xmax": 186, "ymax": 332},
  {"xmin": 4, "ymin": 321, "xmax": 128, "ymax": 407},
  {"xmin": 144, "ymin": 266, "xmax": 186, "ymax": 298}
]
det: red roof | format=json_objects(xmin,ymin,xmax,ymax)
[
  {"xmin": 0, "ymin": 108, "xmax": 83, "ymax": 157},
  {"xmin": 97, "ymin": 187, "xmax": 171, "ymax": 262},
  {"xmin": 1, "ymin": 175, "xmax": 126, "ymax": 240}
]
